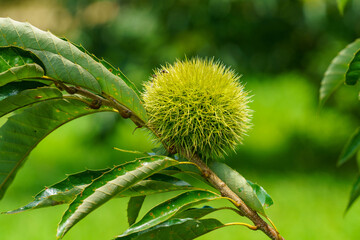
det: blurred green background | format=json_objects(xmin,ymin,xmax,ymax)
[{"xmin": 1, "ymin": 0, "xmax": 360, "ymax": 239}]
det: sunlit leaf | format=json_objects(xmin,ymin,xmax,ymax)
[
  {"xmin": 116, "ymin": 218, "xmax": 224, "ymax": 240},
  {"xmin": 2, "ymin": 169, "xmax": 109, "ymax": 214},
  {"xmin": 320, "ymin": 39, "xmax": 360, "ymax": 105},
  {"xmin": 338, "ymin": 127, "xmax": 360, "ymax": 166},
  {"xmin": 127, "ymin": 196, "xmax": 146, "ymax": 226},
  {"xmin": 247, "ymin": 180, "xmax": 273, "ymax": 208},
  {"xmin": 209, "ymin": 161, "xmax": 266, "ymax": 215},
  {"xmin": 123, "ymin": 190, "xmax": 221, "ymax": 235},
  {"xmin": 57, "ymin": 156, "xmax": 180, "ymax": 239}
]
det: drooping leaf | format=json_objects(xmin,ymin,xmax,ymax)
[
  {"xmin": 338, "ymin": 127, "xmax": 360, "ymax": 166},
  {"xmin": 57, "ymin": 156, "xmax": 180, "ymax": 239},
  {"xmin": 127, "ymin": 196, "xmax": 146, "ymax": 226},
  {"xmin": 3, "ymin": 169, "xmax": 109, "ymax": 214},
  {"xmin": 247, "ymin": 180, "xmax": 273, "ymax": 208},
  {"xmin": 0, "ymin": 86, "xmax": 62, "ymax": 117},
  {"xmin": 0, "ymin": 46, "xmax": 45, "ymax": 86},
  {"xmin": 0, "ymin": 99, "xmax": 114, "ymax": 200},
  {"xmin": 337, "ymin": 0, "xmax": 349, "ymax": 15},
  {"xmin": 0, "ymin": 18, "xmax": 147, "ymax": 122},
  {"xmin": 115, "ymin": 218, "xmax": 224, "ymax": 240},
  {"xmin": 0, "ymin": 81, "xmax": 48, "ymax": 102},
  {"xmin": 123, "ymin": 190, "xmax": 221, "ymax": 236},
  {"xmin": 320, "ymin": 39, "xmax": 360, "ymax": 105},
  {"xmin": 3, "ymin": 172, "xmax": 195, "ymax": 214},
  {"xmin": 209, "ymin": 161, "xmax": 266, "ymax": 215},
  {"xmin": 346, "ymin": 175, "xmax": 360, "ymax": 212}
]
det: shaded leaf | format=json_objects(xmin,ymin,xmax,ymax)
[
  {"xmin": 57, "ymin": 156, "xmax": 180, "ymax": 239},
  {"xmin": 345, "ymin": 49, "xmax": 360, "ymax": 85},
  {"xmin": 320, "ymin": 39, "xmax": 360, "ymax": 105},
  {"xmin": 123, "ymin": 190, "xmax": 221, "ymax": 235},
  {"xmin": 116, "ymin": 218, "xmax": 224, "ymax": 240},
  {"xmin": 338, "ymin": 127, "xmax": 360, "ymax": 166},
  {"xmin": 0, "ymin": 46, "xmax": 46, "ymax": 86},
  {"xmin": 209, "ymin": 161, "xmax": 266, "ymax": 215},
  {"xmin": 0, "ymin": 99, "xmax": 113, "ymax": 200},
  {"xmin": 0, "ymin": 18, "xmax": 147, "ymax": 122},
  {"xmin": 171, "ymin": 206, "xmax": 217, "ymax": 219},
  {"xmin": 247, "ymin": 180, "xmax": 273, "ymax": 208},
  {"xmin": 346, "ymin": 175, "xmax": 360, "ymax": 212},
  {"xmin": 0, "ymin": 86, "xmax": 62, "ymax": 117},
  {"xmin": 0, "ymin": 81, "xmax": 48, "ymax": 102},
  {"xmin": 127, "ymin": 196, "xmax": 146, "ymax": 226}
]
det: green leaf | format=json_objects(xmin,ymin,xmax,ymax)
[
  {"xmin": 0, "ymin": 99, "xmax": 113, "ymax": 200},
  {"xmin": 3, "ymin": 172, "xmax": 195, "ymax": 214},
  {"xmin": 116, "ymin": 218, "xmax": 224, "ymax": 240},
  {"xmin": 209, "ymin": 161, "xmax": 266, "ymax": 215},
  {"xmin": 0, "ymin": 18, "xmax": 147, "ymax": 122},
  {"xmin": 338, "ymin": 127, "xmax": 360, "ymax": 166},
  {"xmin": 0, "ymin": 46, "xmax": 46, "ymax": 86},
  {"xmin": 0, "ymin": 86, "xmax": 62, "ymax": 117},
  {"xmin": 345, "ymin": 49, "xmax": 360, "ymax": 85},
  {"xmin": 337, "ymin": 0, "xmax": 349, "ymax": 15},
  {"xmin": 117, "ymin": 174, "xmax": 196, "ymax": 198},
  {"xmin": 57, "ymin": 156, "xmax": 180, "ymax": 239},
  {"xmin": 171, "ymin": 206, "xmax": 217, "ymax": 219},
  {"xmin": 346, "ymin": 175, "xmax": 360, "ymax": 212},
  {"xmin": 320, "ymin": 39, "xmax": 360, "ymax": 105},
  {"xmin": 123, "ymin": 190, "xmax": 221, "ymax": 236},
  {"xmin": 127, "ymin": 196, "xmax": 146, "ymax": 226},
  {"xmin": 247, "ymin": 180, "xmax": 273, "ymax": 208},
  {"xmin": 0, "ymin": 81, "xmax": 47, "ymax": 102},
  {"xmin": 2, "ymin": 169, "xmax": 109, "ymax": 214}
]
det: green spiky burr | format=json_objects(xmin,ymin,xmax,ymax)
[{"xmin": 142, "ymin": 58, "xmax": 252, "ymax": 159}]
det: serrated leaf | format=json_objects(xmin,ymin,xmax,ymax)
[
  {"xmin": 117, "ymin": 174, "xmax": 196, "ymax": 198},
  {"xmin": 0, "ymin": 99, "xmax": 113, "ymax": 200},
  {"xmin": 320, "ymin": 39, "xmax": 360, "ymax": 105},
  {"xmin": 0, "ymin": 86, "xmax": 62, "ymax": 117},
  {"xmin": 171, "ymin": 206, "xmax": 217, "ymax": 219},
  {"xmin": 57, "ymin": 156, "xmax": 180, "ymax": 239},
  {"xmin": 4, "ymin": 172, "xmax": 195, "ymax": 214},
  {"xmin": 123, "ymin": 190, "xmax": 221, "ymax": 236},
  {"xmin": 0, "ymin": 46, "xmax": 46, "ymax": 86},
  {"xmin": 0, "ymin": 81, "xmax": 47, "ymax": 102},
  {"xmin": 3, "ymin": 169, "xmax": 109, "ymax": 214},
  {"xmin": 338, "ymin": 127, "xmax": 360, "ymax": 166},
  {"xmin": 127, "ymin": 196, "xmax": 146, "ymax": 226},
  {"xmin": 0, "ymin": 18, "xmax": 147, "ymax": 122},
  {"xmin": 247, "ymin": 180, "xmax": 273, "ymax": 208},
  {"xmin": 346, "ymin": 175, "xmax": 360, "ymax": 212},
  {"xmin": 116, "ymin": 218, "xmax": 224, "ymax": 240},
  {"xmin": 209, "ymin": 161, "xmax": 266, "ymax": 215}
]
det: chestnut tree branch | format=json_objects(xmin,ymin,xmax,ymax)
[{"xmin": 56, "ymin": 84, "xmax": 283, "ymax": 240}]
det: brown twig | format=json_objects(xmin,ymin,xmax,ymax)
[{"xmin": 179, "ymin": 149, "xmax": 284, "ymax": 240}]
